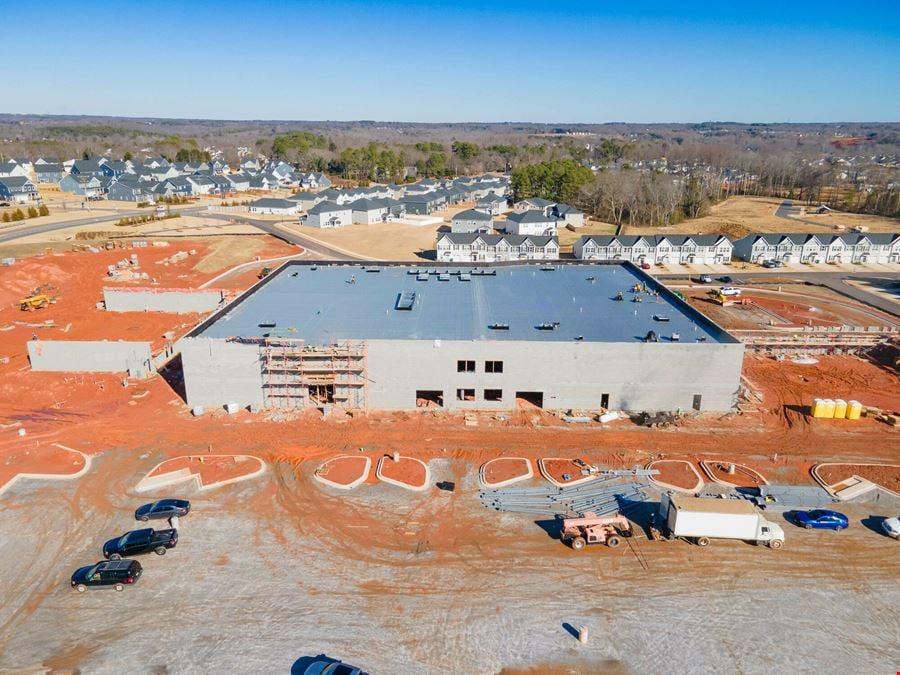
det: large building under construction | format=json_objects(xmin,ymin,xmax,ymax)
[{"xmin": 180, "ymin": 261, "xmax": 744, "ymax": 413}]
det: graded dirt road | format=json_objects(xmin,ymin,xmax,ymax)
[{"xmin": 0, "ymin": 454, "xmax": 897, "ymax": 674}]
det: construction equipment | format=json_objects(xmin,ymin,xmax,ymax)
[
  {"xmin": 560, "ymin": 512, "xmax": 633, "ymax": 550},
  {"xmin": 634, "ymin": 410, "xmax": 678, "ymax": 428},
  {"xmin": 20, "ymin": 294, "xmax": 53, "ymax": 311}
]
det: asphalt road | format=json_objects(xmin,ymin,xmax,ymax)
[{"xmin": 0, "ymin": 205, "xmax": 208, "ymax": 244}]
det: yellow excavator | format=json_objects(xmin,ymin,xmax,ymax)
[{"xmin": 20, "ymin": 294, "xmax": 54, "ymax": 311}]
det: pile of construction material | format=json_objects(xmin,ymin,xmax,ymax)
[{"xmin": 479, "ymin": 474, "xmax": 649, "ymax": 518}]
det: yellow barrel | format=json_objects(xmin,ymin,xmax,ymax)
[
  {"xmin": 833, "ymin": 399, "xmax": 847, "ymax": 419},
  {"xmin": 847, "ymin": 400, "xmax": 862, "ymax": 420},
  {"xmin": 811, "ymin": 398, "xmax": 824, "ymax": 418},
  {"xmin": 822, "ymin": 399, "xmax": 835, "ymax": 418}
]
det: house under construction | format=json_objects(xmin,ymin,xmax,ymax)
[{"xmin": 179, "ymin": 261, "xmax": 744, "ymax": 413}]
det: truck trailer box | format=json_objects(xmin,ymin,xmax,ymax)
[{"xmin": 662, "ymin": 494, "xmax": 767, "ymax": 541}]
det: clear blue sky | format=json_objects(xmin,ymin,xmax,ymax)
[{"xmin": 4, "ymin": 0, "xmax": 899, "ymax": 122}]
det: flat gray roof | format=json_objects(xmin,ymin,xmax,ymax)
[{"xmin": 192, "ymin": 262, "xmax": 736, "ymax": 344}]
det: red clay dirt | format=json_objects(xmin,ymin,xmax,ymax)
[
  {"xmin": 703, "ymin": 461, "xmax": 768, "ymax": 488},
  {"xmin": 482, "ymin": 457, "xmax": 531, "ymax": 485},
  {"xmin": 647, "ymin": 459, "xmax": 703, "ymax": 491},
  {"xmin": 0, "ymin": 249, "xmax": 899, "ymax": 499},
  {"xmin": 378, "ymin": 455, "xmax": 427, "ymax": 488},
  {"xmin": 815, "ymin": 463, "xmax": 900, "ymax": 493},
  {"xmin": 315, "ymin": 455, "xmax": 370, "ymax": 487},
  {"xmin": 743, "ymin": 354, "xmax": 900, "ymax": 431},
  {"xmin": 0, "ymin": 443, "xmax": 86, "ymax": 492},
  {"xmin": 147, "ymin": 455, "xmax": 261, "ymax": 485},
  {"xmin": 540, "ymin": 458, "xmax": 593, "ymax": 485}
]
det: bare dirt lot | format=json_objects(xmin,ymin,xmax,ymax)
[
  {"xmin": 624, "ymin": 195, "xmax": 900, "ymax": 239},
  {"xmin": 0, "ymin": 453, "xmax": 898, "ymax": 674},
  {"xmin": 294, "ymin": 221, "xmax": 441, "ymax": 261}
]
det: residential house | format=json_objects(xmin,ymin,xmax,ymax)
[
  {"xmin": 436, "ymin": 233, "xmax": 560, "ymax": 263},
  {"xmin": 552, "ymin": 203, "xmax": 584, "ymax": 227},
  {"xmin": 288, "ymin": 191, "xmax": 327, "ymax": 211},
  {"xmin": 248, "ymin": 197, "xmax": 299, "ymax": 215},
  {"xmin": 349, "ymin": 198, "xmax": 393, "ymax": 225},
  {"xmin": 108, "ymin": 178, "xmax": 155, "ymax": 203},
  {"xmin": 303, "ymin": 200, "xmax": 353, "ymax": 228},
  {"xmin": 514, "ymin": 197, "xmax": 556, "ymax": 213},
  {"xmin": 734, "ymin": 233, "xmax": 900, "ymax": 265},
  {"xmin": 475, "ymin": 193, "xmax": 508, "ymax": 216},
  {"xmin": 34, "ymin": 163, "xmax": 65, "ymax": 184},
  {"xmin": 504, "ymin": 210, "xmax": 558, "ymax": 236},
  {"xmin": 208, "ymin": 175, "xmax": 234, "ymax": 195},
  {"xmin": 160, "ymin": 176, "xmax": 195, "ymax": 196},
  {"xmin": 0, "ymin": 161, "xmax": 28, "ymax": 178},
  {"xmin": 102, "ymin": 160, "xmax": 130, "ymax": 177},
  {"xmin": 71, "ymin": 159, "xmax": 112, "ymax": 177},
  {"xmin": 0, "ymin": 176, "xmax": 39, "ymax": 203},
  {"xmin": 450, "ymin": 208, "xmax": 494, "ymax": 233},
  {"xmin": 299, "ymin": 172, "xmax": 331, "ymax": 189},
  {"xmin": 402, "ymin": 192, "xmax": 447, "ymax": 215},
  {"xmin": 574, "ymin": 234, "xmax": 733, "ymax": 265},
  {"xmin": 59, "ymin": 174, "xmax": 103, "ymax": 199},
  {"xmin": 186, "ymin": 175, "xmax": 216, "ymax": 195},
  {"xmin": 225, "ymin": 173, "xmax": 251, "ymax": 192}
]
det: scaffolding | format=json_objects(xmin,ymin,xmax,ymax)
[{"xmin": 260, "ymin": 338, "xmax": 368, "ymax": 411}]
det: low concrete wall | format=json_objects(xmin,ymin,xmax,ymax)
[
  {"xmin": 27, "ymin": 340, "xmax": 153, "ymax": 378},
  {"xmin": 103, "ymin": 287, "xmax": 224, "ymax": 314}
]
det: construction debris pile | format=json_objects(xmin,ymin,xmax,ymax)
[{"xmin": 479, "ymin": 473, "xmax": 650, "ymax": 517}]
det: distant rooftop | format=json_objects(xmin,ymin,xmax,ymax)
[{"xmin": 191, "ymin": 262, "xmax": 736, "ymax": 344}]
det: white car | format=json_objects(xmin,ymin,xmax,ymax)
[
  {"xmin": 719, "ymin": 286, "xmax": 742, "ymax": 297},
  {"xmin": 882, "ymin": 516, "xmax": 900, "ymax": 539}
]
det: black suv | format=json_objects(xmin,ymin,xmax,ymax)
[
  {"xmin": 71, "ymin": 560, "xmax": 143, "ymax": 592},
  {"xmin": 103, "ymin": 528, "xmax": 178, "ymax": 560}
]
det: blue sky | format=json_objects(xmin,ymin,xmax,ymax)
[{"xmin": 3, "ymin": 0, "xmax": 899, "ymax": 122}]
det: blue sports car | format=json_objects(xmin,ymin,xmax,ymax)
[{"xmin": 794, "ymin": 509, "xmax": 849, "ymax": 530}]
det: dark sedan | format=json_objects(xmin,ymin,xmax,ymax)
[
  {"xmin": 794, "ymin": 509, "xmax": 849, "ymax": 530},
  {"xmin": 134, "ymin": 499, "xmax": 190, "ymax": 521}
]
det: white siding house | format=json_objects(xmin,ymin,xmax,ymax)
[
  {"xmin": 304, "ymin": 200, "xmax": 352, "ymax": 228},
  {"xmin": 436, "ymin": 233, "xmax": 560, "ymax": 263},
  {"xmin": 249, "ymin": 197, "xmax": 299, "ymax": 215},
  {"xmin": 504, "ymin": 210, "xmax": 558, "ymax": 236}
]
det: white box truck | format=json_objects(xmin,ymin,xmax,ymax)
[{"xmin": 659, "ymin": 493, "xmax": 785, "ymax": 549}]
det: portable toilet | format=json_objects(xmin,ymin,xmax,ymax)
[
  {"xmin": 833, "ymin": 399, "xmax": 847, "ymax": 419},
  {"xmin": 811, "ymin": 398, "xmax": 824, "ymax": 418},
  {"xmin": 822, "ymin": 399, "xmax": 836, "ymax": 418},
  {"xmin": 847, "ymin": 400, "xmax": 863, "ymax": 420}
]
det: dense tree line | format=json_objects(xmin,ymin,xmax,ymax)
[{"xmin": 510, "ymin": 159, "xmax": 594, "ymax": 204}]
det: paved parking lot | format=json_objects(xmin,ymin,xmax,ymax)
[{"xmin": 1, "ymin": 455, "xmax": 898, "ymax": 673}]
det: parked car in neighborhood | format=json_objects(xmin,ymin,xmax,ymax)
[
  {"xmin": 719, "ymin": 286, "xmax": 742, "ymax": 296},
  {"xmin": 698, "ymin": 274, "xmax": 712, "ymax": 283},
  {"xmin": 134, "ymin": 499, "xmax": 191, "ymax": 521},
  {"xmin": 793, "ymin": 509, "xmax": 849, "ymax": 530},
  {"xmin": 71, "ymin": 560, "xmax": 143, "ymax": 592},
  {"xmin": 103, "ymin": 528, "xmax": 178, "ymax": 559},
  {"xmin": 640, "ymin": 262, "xmax": 652, "ymax": 270},
  {"xmin": 761, "ymin": 259, "xmax": 780, "ymax": 268},
  {"xmin": 881, "ymin": 516, "xmax": 900, "ymax": 539},
  {"xmin": 718, "ymin": 275, "xmax": 734, "ymax": 284}
]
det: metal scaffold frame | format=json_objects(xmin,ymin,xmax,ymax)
[{"xmin": 259, "ymin": 337, "xmax": 368, "ymax": 411}]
